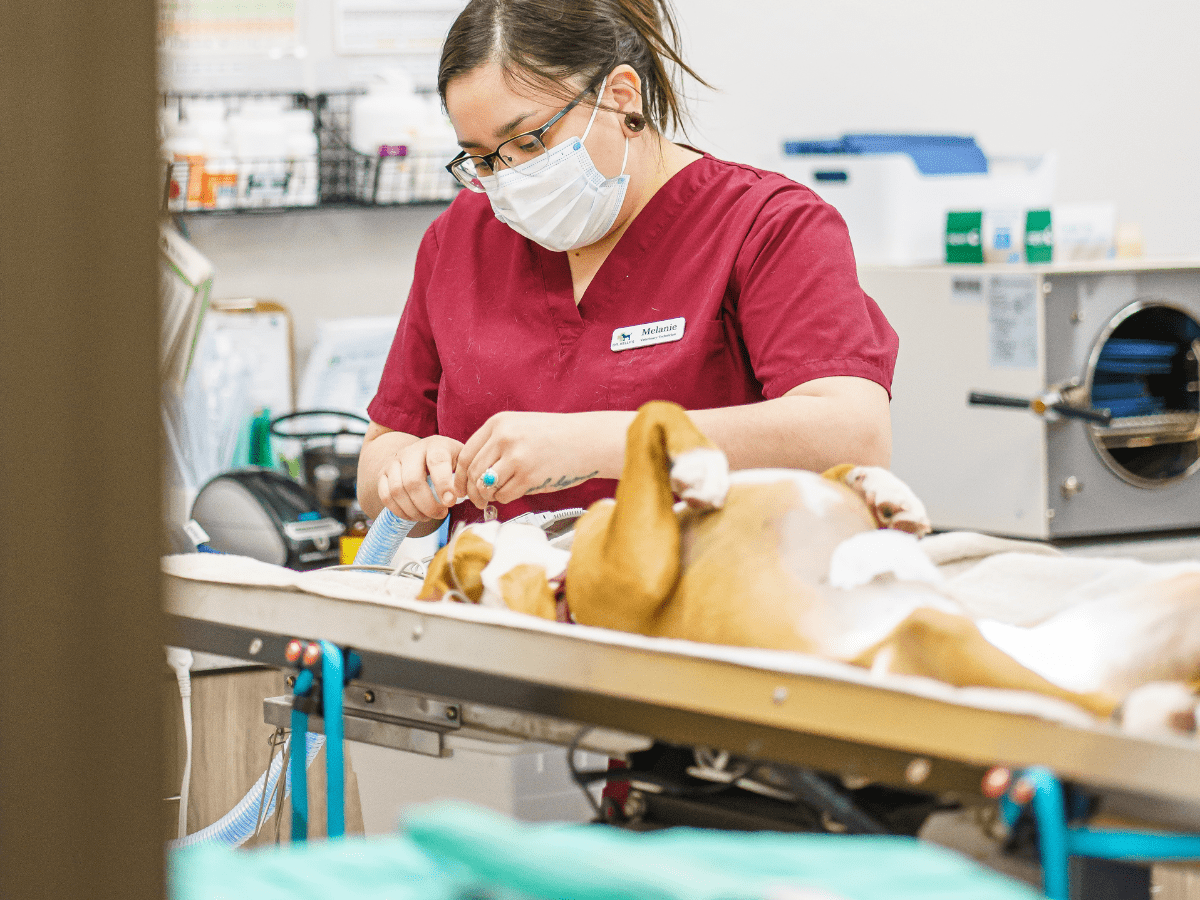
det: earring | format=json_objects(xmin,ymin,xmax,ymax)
[{"xmin": 624, "ymin": 112, "xmax": 646, "ymax": 133}]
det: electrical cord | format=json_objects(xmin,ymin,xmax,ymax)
[
  {"xmin": 166, "ymin": 647, "xmax": 194, "ymax": 841},
  {"xmin": 254, "ymin": 727, "xmax": 288, "ymax": 839}
]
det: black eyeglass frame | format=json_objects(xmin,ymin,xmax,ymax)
[{"xmin": 444, "ymin": 78, "xmax": 603, "ymax": 191}]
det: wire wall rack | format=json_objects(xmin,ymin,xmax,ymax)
[{"xmin": 162, "ymin": 91, "xmax": 460, "ymax": 214}]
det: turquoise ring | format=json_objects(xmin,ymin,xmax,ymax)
[{"xmin": 481, "ymin": 468, "xmax": 498, "ymax": 488}]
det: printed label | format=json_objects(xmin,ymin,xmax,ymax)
[
  {"xmin": 951, "ymin": 276, "xmax": 984, "ymax": 304},
  {"xmin": 611, "ymin": 317, "xmax": 686, "ymax": 352},
  {"xmin": 183, "ymin": 519, "xmax": 211, "ymax": 547},
  {"xmin": 1024, "ymin": 208, "xmax": 1054, "ymax": 263},
  {"xmin": 945, "ymin": 210, "xmax": 984, "ymax": 264},
  {"xmin": 988, "ymin": 274, "xmax": 1039, "ymax": 369}
]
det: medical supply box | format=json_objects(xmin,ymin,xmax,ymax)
[{"xmin": 777, "ymin": 135, "xmax": 1056, "ymax": 266}]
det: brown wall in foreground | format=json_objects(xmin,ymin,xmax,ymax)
[{"xmin": 0, "ymin": 1, "xmax": 164, "ymax": 896}]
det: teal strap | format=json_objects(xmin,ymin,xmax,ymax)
[
  {"xmin": 1013, "ymin": 766, "xmax": 1200, "ymax": 900},
  {"xmin": 1022, "ymin": 768, "xmax": 1070, "ymax": 900},
  {"xmin": 1070, "ymin": 828, "xmax": 1200, "ymax": 861},
  {"xmin": 319, "ymin": 641, "xmax": 346, "ymax": 839},
  {"xmin": 290, "ymin": 669, "xmax": 315, "ymax": 843}
]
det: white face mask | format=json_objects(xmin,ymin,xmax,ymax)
[{"xmin": 481, "ymin": 76, "xmax": 630, "ymax": 252}]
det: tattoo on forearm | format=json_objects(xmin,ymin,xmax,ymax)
[{"xmin": 525, "ymin": 471, "xmax": 599, "ymax": 495}]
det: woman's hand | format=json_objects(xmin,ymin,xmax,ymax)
[
  {"xmin": 376, "ymin": 434, "xmax": 465, "ymax": 522},
  {"xmin": 452, "ymin": 410, "xmax": 629, "ymax": 509}
]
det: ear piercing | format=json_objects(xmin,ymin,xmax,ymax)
[{"xmin": 624, "ymin": 112, "xmax": 646, "ymax": 133}]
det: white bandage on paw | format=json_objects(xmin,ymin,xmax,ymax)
[
  {"xmin": 1118, "ymin": 682, "xmax": 1200, "ymax": 737},
  {"xmin": 846, "ymin": 467, "xmax": 931, "ymax": 536},
  {"xmin": 669, "ymin": 448, "xmax": 730, "ymax": 509}
]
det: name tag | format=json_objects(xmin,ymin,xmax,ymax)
[{"xmin": 611, "ymin": 317, "xmax": 685, "ymax": 352}]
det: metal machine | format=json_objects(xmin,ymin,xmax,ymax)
[{"xmin": 859, "ymin": 262, "xmax": 1200, "ymax": 539}]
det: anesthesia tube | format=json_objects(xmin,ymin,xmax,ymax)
[
  {"xmin": 171, "ymin": 731, "xmax": 324, "ymax": 849},
  {"xmin": 353, "ymin": 508, "xmax": 417, "ymax": 566}
]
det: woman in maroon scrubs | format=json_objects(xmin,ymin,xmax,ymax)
[{"xmin": 358, "ymin": 0, "xmax": 898, "ymax": 533}]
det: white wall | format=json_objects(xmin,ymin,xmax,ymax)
[
  {"xmin": 672, "ymin": 0, "xmax": 1200, "ymax": 257},
  {"xmin": 183, "ymin": 204, "xmax": 445, "ymax": 367},
  {"xmin": 186, "ymin": 0, "xmax": 1200, "ymax": 358}
]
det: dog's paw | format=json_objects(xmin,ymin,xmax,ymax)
[
  {"xmin": 845, "ymin": 467, "xmax": 931, "ymax": 536},
  {"xmin": 669, "ymin": 448, "xmax": 729, "ymax": 509},
  {"xmin": 1117, "ymin": 681, "xmax": 1200, "ymax": 738}
]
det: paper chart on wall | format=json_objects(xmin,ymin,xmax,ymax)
[
  {"xmin": 334, "ymin": 0, "xmax": 463, "ymax": 55},
  {"xmin": 297, "ymin": 316, "xmax": 401, "ymax": 422},
  {"xmin": 160, "ymin": 0, "xmax": 302, "ymax": 55}
]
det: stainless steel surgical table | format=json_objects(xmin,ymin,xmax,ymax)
[{"xmin": 163, "ymin": 554, "xmax": 1200, "ymax": 834}]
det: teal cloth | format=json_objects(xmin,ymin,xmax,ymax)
[
  {"xmin": 405, "ymin": 802, "xmax": 1047, "ymax": 900},
  {"xmin": 170, "ymin": 801, "xmax": 1048, "ymax": 900},
  {"xmin": 169, "ymin": 835, "xmax": 466, "ymax": 900}
]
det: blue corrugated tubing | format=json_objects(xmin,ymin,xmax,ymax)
[
  {"xmin": 170, "ymin": 731, "xmax": 324, "ymax": 849},
  {"xmin": 354, "ymin": 508, "xmax": 417, "ymax": 566}
]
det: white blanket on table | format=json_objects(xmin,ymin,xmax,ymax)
[
  {"xmin": 922, "ymin": 531, "xmax": 1200, "ymax": 625},
  {"xmin": 163, "ymin": 532, "xmax": 1199, "ymax": 731}
]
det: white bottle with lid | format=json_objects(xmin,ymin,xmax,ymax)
[{"xmin": 351, "ymin": 68, "xmax": 427, "ymax": 203}]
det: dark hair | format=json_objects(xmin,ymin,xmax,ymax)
[{"xmin": 437, "ymin": 0, "xmax": 709, "ymax": 136}]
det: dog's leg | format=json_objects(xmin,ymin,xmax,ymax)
[
  {"xmin": 824, "ymin": 464, "xmax": 931, "ymax": 536},
  {"xmin": 566, "ymin": 402, "xmax": 720, "ymax": 633},
  {"xmin": 856, "ymin": 607, "xmax": 1120, "ymax": 719},
  {"xmin": 1118, "ymin": 681, "xmax": 1200, "ymax": 738}
]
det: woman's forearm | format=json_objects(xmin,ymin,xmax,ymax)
[
  {"xmin": 688, "ymin": 377, "xmax": 892, "ymax": 473},
  {"xmin": 356, "ymin": 424, "xmax": 419, "ymax": 520},
  {"xmin": 573, "ymin": 378, "xmax": 890, "ymax": 481}
]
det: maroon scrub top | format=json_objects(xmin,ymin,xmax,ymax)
[{"xmin": 367, "ymin": 152, "xmax": 898, "ymax": 528}]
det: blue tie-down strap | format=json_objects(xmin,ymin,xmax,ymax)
[
  {"xmin": 319, "ymin": 639, "xmax": 348, "ymax": 839},
  {"xmin": 1002, "ymin": 767, "xmax": 1200, "ymax": 900},
  {"xmin": 289, "ymin": 669, "xmax": 317, "ymax": 843},
  {"xmin": 288, "ymin": 641, "xmax": 362, "ymax": 843}
]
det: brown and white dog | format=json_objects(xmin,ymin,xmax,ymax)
[{"xmin": 418, "ymin": 402, "xmax": 1200, "ymax": 735}]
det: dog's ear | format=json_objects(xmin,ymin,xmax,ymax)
[
  {"xmin": 418, "ymin": 530, "xmax": 494, "ymax": 603},
  {"xmin": 497, "ymin": 564, "xmax": 558, "ymax": 620}
]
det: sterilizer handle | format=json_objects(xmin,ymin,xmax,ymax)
[{"xmin": 968, "ymin": 391, "xmax": 1113, "ymax": 426}]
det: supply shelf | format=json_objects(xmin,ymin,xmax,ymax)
[{"xmin": 162, "ymin": 90, "xmax": 460, "ymax": 214}]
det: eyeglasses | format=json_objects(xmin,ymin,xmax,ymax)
[{"xmin": 445, "ymin": 81, "xmax": 598, "ymax": 192}]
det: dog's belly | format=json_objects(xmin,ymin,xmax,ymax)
[
  {"xmin": 653, "ymin": 473, "xmax": 963, "ymax": 659},
  {"xmin": 654, "ymin": 477, "xmax": 870, "ymax": 653}
]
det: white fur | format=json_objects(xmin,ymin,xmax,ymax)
[
  {"xmin": 669, "ymin": 448, "xmax": 730, "ymax": 508},
  {"xmin": 1120, "ymin": 682, "xmax": 1200, "ymax": 737},
  {"xmin": 827, "ymin": 529, "xmax": 944, "ymax": 591},
  {"xmin": 478, "ymin": 523, "xmax": 570, "ymax": 609},
  {"xmin": 730, "ymin": 468, "xmax": 847, "ymax": 517},
  {"xmin": 845, "ymin": 466, "xmax": 930, "ymax": 534}
]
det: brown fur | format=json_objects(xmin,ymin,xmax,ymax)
[
  {"xmin": 563, "ymin": 402, "xmax": 1128, "ymax": 720},
  {"xmin": 418, "ymin": 530, "xmax": 492, "ymax": 602},
  {"xmin": 417, "ymin": 402, "xmax": 1197, "ymax": 725}
]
